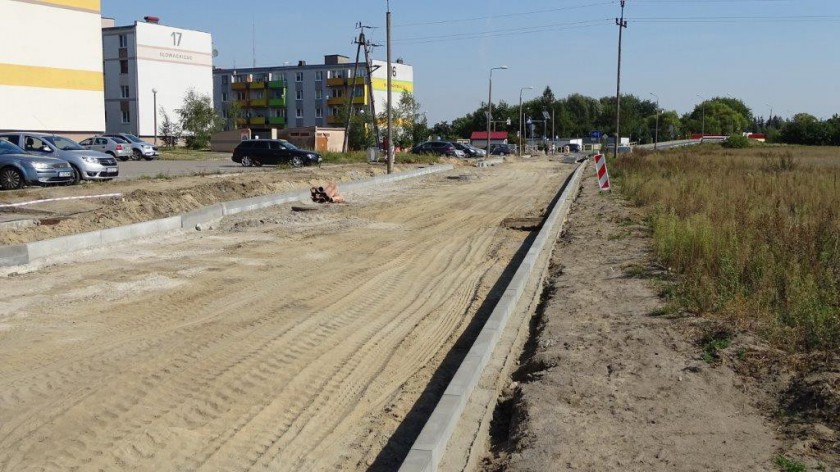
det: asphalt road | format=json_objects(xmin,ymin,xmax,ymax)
[{"xmin": 114, "ymin": 157, "xmax": 275, "ymax": 180}]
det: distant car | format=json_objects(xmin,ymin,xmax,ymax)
[
  {"xmin": 0, "ymin": 139, "xmax": 74, "ymax": 190},
  {"xmin": 489, "ymin": 143, "xmax": 513, "ymax": 156},
  {"xmin": 102, "ymin": 133, "xmax": 159, "ymax": 160},
  {"xmin": 232, "ymin": 139, "xmax": 322, "ymax": 167},
  {"xmin": 411, "ymin": 141, "xmax": 464, "ymax": 157},
  {"xmin": 79, "ymin": 136, "xmax": 133, "ymax": 161},
  {"xmin": 0, "ymin": 132, "xmax": 119, "ymax": 183},
  {"xmin": 453, "ymin": 142, "xmax": 484, "ymax": 158},
  {"xmin": 567, "ymin": 143, "xmax": 582, "ymax": 153}
]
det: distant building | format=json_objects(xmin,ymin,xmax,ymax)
[
  {"xmin": 0, "ymin": 0, "xmax": 105, "ymax": 139},
  {"xmin": 213, "ymin": 55, "xmax": 414, "ymax": 139},
  {"xmin": 470, "ymin": 131, "xmax": 508, "ymax": 149},
  {"xmin": 102, "ymin": 17, "xmax": 213, "ymax": 140}
]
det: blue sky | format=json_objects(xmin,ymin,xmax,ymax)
[{"xmin": 103, "ymin": 1, "xmax": 840, "ymax": 124}]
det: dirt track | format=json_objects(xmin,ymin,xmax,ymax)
[{"xmin": 0, "ymin": 159, "xmax": 571, "ymax": 470}]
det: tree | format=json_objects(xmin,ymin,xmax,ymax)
[
  {"xmin": 158, "ymin": 107, "xmax": 182, "ymax": 149},
  {"xmin": 379, "ymin": 91, "xmax": 427, "ymax": 148},
  {"xmin": 225, "ymin": 100, "xmax": 245, "ymax": 131},
  {"xmin": 177, "ymin": 89, "xmax": 224, "ymax": 149}
]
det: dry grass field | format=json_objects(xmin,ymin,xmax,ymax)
[{"xmin": 614, "ymin": 145, "xmax": 840, "ymax": 352}]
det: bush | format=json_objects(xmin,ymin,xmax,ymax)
[{"xmin": 722, "ymin": 134, "xmax": 750, "ymax": 148}]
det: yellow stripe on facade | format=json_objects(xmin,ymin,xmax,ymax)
[
  {"xmin": 14, "ymin": 0, "xmax": 100, "ymax": 13},
  {"xmin": 0, "ymin": 63, "xmax": 103, "ymax": 92},
  {"xmin": 371, "ymin": 78, "xmax": 414, "ymax": 93}
]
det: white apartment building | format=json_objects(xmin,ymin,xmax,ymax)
[
  {"xmin": 0, "ymin": 0, "xmax": 105, "ymax": 139},
  {"xmin": 103, "ymin": 18, "xmax": 213, "ymax": 139}
]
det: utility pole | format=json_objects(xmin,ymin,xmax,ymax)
[
  {"xmin": 518, "ymin": 86, "xmax": 532, "ymax": 157},
  {"xmin": 362, "ymin": 38, "xmax": 382, "ymax": 153},
  {"xmin": 386, "ymin": 0, "xmax": 393, "ymax": 173},
  {"xmin": 486, "ymin": 65, "xmax": 508, "ymax": 153},
  {"xmin": 342, "ymin": 24, "xmax": 368, "ymax": 153},
  {"xmin": 650, "ymin": 92, "xmax": 659, "ymax": 150},
  {"xmin": 614, "ymin": 0, "xmax": 627, "ymax": 158}
]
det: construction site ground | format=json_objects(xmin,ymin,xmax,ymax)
[
  {"xmin": 4, "ymin": 156, "xmax": 835, "ymax": 471},
  {"xmin": 0, "ymin": 158, "xmax": 572, "ymax": 470}
]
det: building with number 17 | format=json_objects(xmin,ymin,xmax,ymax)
[{"xmin": 102, "ymin": 17, "xmax": 213, "ymax": 140}]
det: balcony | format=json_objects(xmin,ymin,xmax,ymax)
[
  {"xmin": 268, "ymin": 97, "xmax": 286, "ymax": 107},
  {"xmin": 250, "ymin": 117, "xmax": 266, "ymax": 125},
  {"xmin": 326, "ymin": 95, "xmax": 366, "ymax": 106},
  {"xmin": 326, "ymin": 116, "xmax": 343, "ymax": 125},
  {"xmin": 249, "ymin": 98, "xmax": 267, "ymax": 107},
  {"xmin": 269, "ymin": 117, "xmax": 286, "ymax": 126},
  {"xmin": 250, "ymin": 81, "xmax": 266, "ymax": 89},
  {"xmin": 232, "ymin": 82, "xmax": 247, "ymax": 90},
  {"xmin": 235, "ymin": 100, "xmax": 248, "ymax": 107},
  {"xmin": 326, "ymin": 77, "xmax": 366, "ymax": 87},
  {"xmin": 268, "ymin": 80, "xmax": 285, "ymax": 89}
]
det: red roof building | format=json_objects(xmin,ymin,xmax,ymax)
[{"xmin": 469, "ymin": 131, "xmax": 508, "ymax": 149}]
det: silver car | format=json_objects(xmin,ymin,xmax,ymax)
[
  {"xmin": 103, "ymin": 133, "xmax": 159, "ymax": 160},
  {"xmin": 79, "ymin": 136, "xmax": 133, "ymax": 161},
  {"xmin": 0, "ymin": 132, "xmax": 119, "ymax": 183}
]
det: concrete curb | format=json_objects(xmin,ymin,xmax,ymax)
[
  {"xmin": 399, "ymin": 162, "xmax": 588, "ymax": 472},
  {"xmin": 0, "ymin": 164, "xmax": 454, "ymax": 268}
]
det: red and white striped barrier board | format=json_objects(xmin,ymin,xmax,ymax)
[{"xmin": 593, "ymin": 154, "xmax": 611, "ymax": 191}]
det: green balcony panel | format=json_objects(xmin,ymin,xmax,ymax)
[
  {"xmin": 269, "ymin": 117, "xmax": 286, "ymax": 125},
  {"xmin": 268, "ymin": 80, "xmax": 286, "ymax": 89},
  {"xmin": 269, "ymin": 98, "xmax": 286, "ymax": 107}
]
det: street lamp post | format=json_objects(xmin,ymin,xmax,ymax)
[
  {"xmin": 518, "ymin": 86, "xmax": 533, "ymax": 157},
  {"xmin": 650, "ymin": 92, "xmax": 659, "ymax": 150},
  {"xmin": 152, "ymin": 88, "xmax": 158, "ymax": 145},
  {"xmin": 696, "ymin": 94, "xmax": 705, "ymax": 138},
  {"xmin": 486, "ymin": 65, "xmax": 508, "ymax": 153}
]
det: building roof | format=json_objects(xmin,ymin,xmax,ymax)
[{"xmin": 470, "ymin": 131, "xmax": 508, "ymax": 140}]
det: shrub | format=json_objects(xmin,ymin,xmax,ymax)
[{"xmin": 722, "ymin": 134, "xmax": 750, "ymax": 148}]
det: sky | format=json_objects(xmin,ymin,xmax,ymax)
[{"xmin": 103, "ymin": 0, "xmax": 840, "ymax": 125}]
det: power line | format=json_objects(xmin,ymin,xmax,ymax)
[
  {"xmin": 393, "ymin": 20, "xmax": 607, "ymax": 45},
  {"xmin": 394, "ymin": 1, "xmax": 612, "ymax": 27}
]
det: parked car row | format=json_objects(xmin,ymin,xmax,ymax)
[
  {"xmin": 410, "ymin": 141, "xmax": 488, "ymax": 158},
  {"xmin": 0, "ymin": 139, "xmax": 75, "ymax": 189}
]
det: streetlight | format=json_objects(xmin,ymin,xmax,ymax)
[
  {"xmin": 696, "ymin": 94, "xmax": 706, "ymax": 137},
  {"xmin": 152, "ymin": 88, "xmax": 158, "ymax": 145},
  {"xmin": 650, "ymin": 92, "xmax": 659, "ymax": 150},
  {"xmin": 486, "ymin": 65, "xmax": 508, "ymax": 153},
  {"xmin": 519, "ymin": 86, "xmax": 533, "ymax": 157}
]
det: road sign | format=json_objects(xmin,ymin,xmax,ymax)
[
  {"xmin": 590, "ymin": 130, "xmax": 601, "ymax": 140},
  {"xmin": 542, "ymin": 111, "xmax": 551, "ymax": 120}
]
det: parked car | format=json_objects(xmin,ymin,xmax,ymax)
[
  {"xmin": 489, "ymin": 143, "xmax": 513, "ymax": 156},
  {"xmin": 410, "ymin": 141, "xmax": 464, "ymax": 158},
  {"xmin": 79, "ymin": 136, "xmax": 133, "ymax": 161},
  {"xmin": 0, "ymin": 139, "xmax": 74, "ymax": 190},
  {"xmin": 453, "ymin": 142, "xmax": 485, "ymax": 158},
  {"xmin": 231, "ymin": 139, "xmax": 322, "ymax": 167},
  {"xmin": 102, "ymin": 133, "xmax": 159, "ymax": 160},
  {"xmin": 0, "ymin": 132, "xmax": 119, "ymax": 183}
]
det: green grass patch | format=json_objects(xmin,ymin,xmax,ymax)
[
  {"xmin": 774, "ymin": 454, "xmax": 807, "ymax": 472},
  {"xmin": 320, "ymin": 151, "xmax": 441, "ymax": 166},
  {"xmin": 701, "ymin": 330, "xmax": 732, "ymax": 364}
]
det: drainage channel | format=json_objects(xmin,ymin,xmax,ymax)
[{"xmin": 397, "ymin": 162, "xmax": 588, "ymax": 472}]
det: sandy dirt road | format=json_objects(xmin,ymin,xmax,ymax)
[{"xmin": 0, "ymin": 159, "xmax": 572, "ymax": 471}]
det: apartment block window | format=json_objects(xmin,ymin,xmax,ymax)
[
  {"xmin": 120, "ymin": 60, "xmax": 128, "ymax": 74},
  {"xmin": 296, "ymin": 108, "xmax": 303, "ymax": 118},
  {"xmin": 315, "ymin": 89, "xmax": 323, "ymax": 100},
  {"xmin": 295, "ymin": 72, "xmax": 303, "ymax": 82},
  {"xmin": 315, "ymin": 108, "xmax": 323, "ymax": 118},
  {"xmin": 296, "ymin": 89, "xmax": 303, "ymax": 100},
  {"xmin": 119, "ymin": 34, "xmax": 127, "ymax": 48},
  {"xmin": 121, "ymin": 110, "xmax": 131, "ymax": 123},
  {"xmin": 120, "ymin": 85, "xmax": 129, "ymax": 98},
  {"xmin": 222, "ymin": 92, "xmax": 228, "ymax": 102},
  {"xmin": 315, "ymin": 71, "xmax": 323, "ymax": 81},
  {"xmin": 222, "ymin": 75, "xmax": 229, "ymax": 85}
]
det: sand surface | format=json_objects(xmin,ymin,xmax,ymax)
[{"xmin": 0, "ymin": 159, "xmax": 571, "ymax": 470}]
